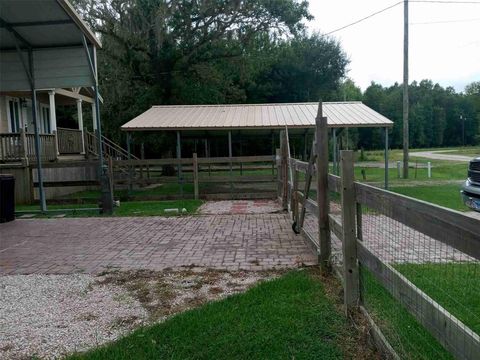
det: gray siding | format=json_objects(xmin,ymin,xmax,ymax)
[{"xmin": 0, "ymin": 47, "xmax": 94, "ymax": 92}]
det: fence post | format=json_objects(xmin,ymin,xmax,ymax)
[
  {"xmin": 340, "ymin": 150, "xmax": 359, "ymax": 312},
  {"xmin": 193, "ymin": 152, "xmax": 199, "ymax": 200},
  {"xmin": 316, "ymin": 107, "xmax": 331, "ymax": 273},
  {"xmin": 291, "ymin": 165, "xmax": 299, "ymax": 223},
  {"xmin": 280, "ymin": 131, "xmax": 288, "ymax": 210}
]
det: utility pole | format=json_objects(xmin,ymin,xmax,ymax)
[{"xmin": 403, "ymin": 0, "xmax": 409, "ymax": 178}]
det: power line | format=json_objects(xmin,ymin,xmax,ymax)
[
  {"xmin": 325, "ymin": 1, "xmax": 403, "ymax": 36},
  {"xmin": 410, "ymin": 1, "xmax": 480, "ymax": 4},
  {"xmin": 411, "ymin": 17, "xmax": 480, "ymax": 24},
  {"xmin": 323, "ymin": 0, "xmax": 480, "ymax": 37}
]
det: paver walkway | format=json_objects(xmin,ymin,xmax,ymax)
[
  {"xmin": 0, "ymin": 214, "xmax": 316, "ymax": 275},
  {"xmin": 198, "ymin": 200, "xmax": 282, "ymax": 215}
]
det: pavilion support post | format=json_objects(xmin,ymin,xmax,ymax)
[
  {"xmin": 384, "ymin": 127, "xmax": 389, "ymax": 190},
  {"xmin": 303, "ymin": 130, "xmax": 308, "ymax": 161},
  {"xmin": 127, "ymin": 132, "xmax": 132, "ymax": 193},
  {"xmin": 176, "ymin": 131, "xmax": 181, "ymax": 175},
  {"xmin": 333, "ymin": 129, "xmax": 338, "ymax": 175},
  {"xmin": 228, "ymin": 131, "xmax": 233, "ymax": 194}
]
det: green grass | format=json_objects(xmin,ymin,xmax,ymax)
[
  {"xmin": 396, "ymin": 263, "xmax": 480, "ymax": 335},
  {"xmin": 362, "ymin": 263, "xmax": 479, "ymax": 359},
  {"xmin": 390, "ymin": 184, "xmax": 468, "ymax": 211},
  {"xmin": 69, "ymin": 270, "xmax": 362, "ymax": 360},
  {"xmin": 16, "ymin": 200, "xmax": 203, "ymax": 217}
]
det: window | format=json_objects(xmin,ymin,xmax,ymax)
[
  {"xmin": 7, "ymin": 98, "xmax": 21, "ymax": 133},
  {"xmin": 40, "ymin": 105, "xmax": 51, "ymax": 134}
]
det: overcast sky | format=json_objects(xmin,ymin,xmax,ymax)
[{"xmin": 307, "ymin": 0, "xmax": 480, "ymax": 92}]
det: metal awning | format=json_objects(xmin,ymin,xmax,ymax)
[
  {"xmin": 0, "ymin": 0, "xmax": 110, "ymax": 212},
  {"xmin": 0, "ymin": 0, "xmax": 100, "ymax": 50},
  {"xmin": 121, "ymin": 102, "xmax": 393, "ymax": 132},
  {"xmin": 0, "ymin": 0, "xmax": 101, "ymax": 92}
]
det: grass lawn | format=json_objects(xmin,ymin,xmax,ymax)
[
  {"xmin": 390, "ymin": 184, "xmax": 468, "ymax": 212},
  {"xmin": 69, "ymin": 270, "xmax": 371, "ymax": 360},
  {"xmin": 362, "ymin": 262, "xmax": 479, "ymax": 359},
  {"xmin": 16, "ymin": 200, "xmax": 203, "ymax": 217}
]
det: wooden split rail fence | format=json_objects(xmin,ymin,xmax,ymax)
[
  {"xmin": 110, "ymin": 155, "xmax": 277, "ymax": 200},
  {"xmin": 278, "ymin": 101, "xmax": 480, "ymax": 359}
]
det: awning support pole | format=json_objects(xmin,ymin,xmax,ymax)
[
  {"xmin": 29, "ymin": 51, "xmax": 47, "ymax": 212},
  {"xmin": 8, "ymin": 27, "xmax": 46, "ymax": 212},
  {"xmin": 303, "ymin": 130, "xmax": 308, "ymax": 161},
  {"xmin": 384, "ymin": 127, "xmax": 389, "ymax": 190},
  {"xmin": 82, "ymin": 35, "xmax": 112, "ymax": 213}
]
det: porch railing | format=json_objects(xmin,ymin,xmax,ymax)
[
  {"xmin": 25, "ymin": 133, "xmax": 57, "ymax": 162},
  {"xmin": 0, "ymin": 133, "xmax": 23, "ymax": 161},
  {"xmin": 0, "ymin": 132, "xmax": 57, "ymax": 162},
  {"xmin": 57, "ymin": 127, "xmax": 83, "ymax": 154}
]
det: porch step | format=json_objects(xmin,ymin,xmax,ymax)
[{"xmin": 57, "ymin": 154, "xmax": 86, "ymax": 161}]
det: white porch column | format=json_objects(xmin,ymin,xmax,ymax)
[
  {"xmin": 76, "ymin": 99, "xmax": 86, "ymax": 154},
  {"xmin": 91, "ymin": 103, "xmax": 97, "ymax": 131},
  {"xmin": 48, "ymin": 90, "xmax": 57, "ymax": 133}
]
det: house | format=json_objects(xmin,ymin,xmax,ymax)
[{"xmin": 0, "ymin": 87, "xmax": 100, "ymax": 162}]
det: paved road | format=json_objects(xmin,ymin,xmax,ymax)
[
  {"xmin": 410, "ymin": 150, "xmax": 474, "ymax": 162},
  {"xmin": 0, "ymin": 214, "xmax": 316, "ymax": 275}
]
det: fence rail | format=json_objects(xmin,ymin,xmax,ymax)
[
  {"xmin": 278, "ymin": 102, "xmax": 480, "ymax": 359},
  {"xmin": 110, "ymin": 155, "xmax": 276, "ymax": 200}
]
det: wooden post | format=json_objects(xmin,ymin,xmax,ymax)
[
  {"xmin": 19, "ymin": 128, "xmax": 27, "ymax": 159},
  {"xmin": 280, "ymin": 131, "xmax": 288, "ymax": 210},
  {"xmin": 384, "ymin": 127, "xmax": 389, "ymax": 190},
  {"xmin": 291, "ymin": 166, "xmax": 299, "ymax": 224},
  {"xmin": 316, "ymin": 103, "xmax": 331, "ymax": 273},
  {"xmin": 52, "ymin": 130, "xmax": 59, "ymax": 160},
  {"xmin": 341, "ymin": 150, "xmax": 359, "ymax": 312},
  {"xmin": 193, "ymin": 152, "xmax": 199, "ymax": 200}
]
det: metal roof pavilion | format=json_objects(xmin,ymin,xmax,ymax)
[{"xmin": 121, "ymin": 102, "xmax": 393, "ymax": 132}]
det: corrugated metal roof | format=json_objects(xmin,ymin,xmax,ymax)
[
  {"xmin": 121, "ymin": 102, "xmax": 393, "ymax": 131},
  {"xmin": 0, "ymin": 0, "xmax": 101, "ymax": 50}
]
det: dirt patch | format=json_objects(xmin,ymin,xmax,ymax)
[{"xmin": 97, "ymin": 267, "xmax": 284, "ymax": 322}]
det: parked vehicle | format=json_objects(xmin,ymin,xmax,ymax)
[{"xmin": 461, "ymin": 157, "xmax": 480, "ymax": 212}]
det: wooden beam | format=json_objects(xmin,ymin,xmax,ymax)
[
  {"xmin": 54, "ymin": 88, "xmax": 94, "ymax": 103},
  {"xmin": 316, "ymin": 102, "xmax": 331, "ymax": 273},
  {"xmin": 340, "ymin": 150, "xmax": 359, "ymax": 311}
]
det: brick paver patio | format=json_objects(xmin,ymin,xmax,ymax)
[{"xmin": 0, "ymin": 214, "xmax": 316, "ymax": 275}]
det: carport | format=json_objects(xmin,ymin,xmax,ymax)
[
  {"xmin": 0, "ymin": 0, "xmax": 111, "ymax": 211},
  {"xmin": 121, "ymin": 101, "xmax": 394, "ymax": 188}
]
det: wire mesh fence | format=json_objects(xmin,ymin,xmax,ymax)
[
  {"xmin": 359, "ymin": 201, "xmax": 479, "ymax": 359},
  {"xmin": 284, "ymin": 150, "xmax": 479, "ymax": 359}
]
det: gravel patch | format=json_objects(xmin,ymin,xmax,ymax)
[
  {"xmin": 0, "ymin": 269, "xmax": 281, "ymax": 359},
  {"xmin": 0, "ymin": 274, "xmax": 148, "ymax": 360}
]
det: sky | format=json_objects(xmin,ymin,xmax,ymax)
[{"xmin": 307, "ymin": 0, "xmax": 480, "ymax": 92}]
